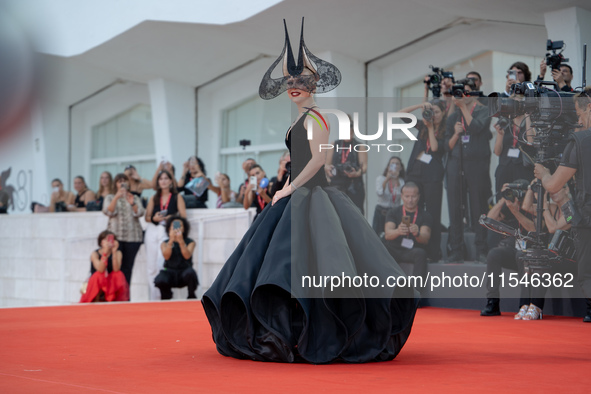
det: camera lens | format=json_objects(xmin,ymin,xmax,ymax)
[{"xmin": 422, "ymin": 109, "xmax": 433, "ymax": 121}]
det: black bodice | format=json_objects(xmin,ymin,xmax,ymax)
[{"xmin": 285, "ymin": 113, "xmax": 328, "ymax": 188}]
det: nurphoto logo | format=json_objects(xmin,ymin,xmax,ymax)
[{"xmin": 305, "ymin": 109, "xmax": 418, "ymax": 153}]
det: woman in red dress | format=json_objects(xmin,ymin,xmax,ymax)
[{"xmin": 80, "ymin": 230, "xmax": 129, "ymax": 303}]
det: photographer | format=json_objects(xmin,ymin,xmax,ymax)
[
  {"xmin": 534, "ymin": 87, "xmax": 591, "ymax": 322},
  {"xmin": 243, "ymin": 164, "xmax": 271, "ymax": 218},
  {"xmin": 398, "ymin": 99, "xmax": 447, "ymax": 261},
  {"xmin": 383, "ymin": 182, "xmax": 432, "ymax": 290},
  {"xmin": 444, "ymin": 78, "xmax": 492, "ymax": 263},
  {"xmin": 538, "ymin": 60, "xmax": 573, "ymax": 92},
  {"xmin": 481, "ymin": 181, "xmax": 570, "ymax": 319},
  {"xmin": 502, "ymin": 62, "xmax": 531, "ymax": 97},
  {"xmin": 493, "ymin": 113, "xmax": 534, "ymax": 197},
  {"xmin": 325, "ymin": 126, "xmax": 368, "ymax": 214},
  {"xmin": 154, "ymin": 217, "xmax": 198, "ymax": 300}
]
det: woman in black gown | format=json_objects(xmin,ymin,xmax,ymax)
[{"xmin": 202, "ymin": 18, "xmax": 419, "ymax": 364}]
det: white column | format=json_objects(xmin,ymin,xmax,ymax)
[
  {"xmin": 544, "ymin": 7, "xmax": 591, "ymax": 89},
  {"xmin": 148, "ymin": 79, "xmax": 196, "ymax": 173}
]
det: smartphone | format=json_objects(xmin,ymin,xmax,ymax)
[
  {"xmin": 249, "ymin": 176, "xmax": 257, "ymax": 188},
  {"xmin": 389, "ymin": 163, "xmax": 398, "ymax": 172},
  {"xmin": 508, "ymin": 70, "xmax": 517, "ymax": 81},
  {"xmin": 402, "ymin": 216, "xmax": 411, "ymax": 226},
  {"xmin": 159, "ymin": 210, "xmax": 168, "ymax": 217},
  {"xmin": 107, "ymin": 234, "xmax": 115, "ymax": 243},
  {"xmin": 173, "ymin": 221, "xmax": 181, "ymax": 230},
  {"xmin": 121, "ymin": 182, "xmax": 129, "ymax": 190}
]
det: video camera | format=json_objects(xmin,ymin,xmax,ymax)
[
  {"xmin": 545, "ymin": 40, "xmax": 569, "ymax": 70},
  {"xmin": 488, "ymin": 81, "xmax": 578, "ymax": 163},
  {"xmin": 426, "ymin": 65, "xmax": 454, "ymax": 98},
  {"xmin": 450, "ymin": 78, "xmax": 483, "ymax": 98}
]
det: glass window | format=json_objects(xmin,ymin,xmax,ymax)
[{"xmin": 89, "ymin": 104, "xmax": 156, "ymax": 198}]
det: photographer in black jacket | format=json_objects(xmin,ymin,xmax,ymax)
[
  {"xmin": 444, "ymin": 78, "xmax": 492, "ymax": 263},
  {"xmin": 534, "ymin": 88, "xmax": 591, "ymax": 322}
]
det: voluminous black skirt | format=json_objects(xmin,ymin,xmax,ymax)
[{"xmin": 202, "ymin": 186, "xmax": 419, "ymax": 363}]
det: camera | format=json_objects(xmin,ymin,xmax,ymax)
[
  {"xmin": 545, "ymin": 39, "xmax": 569, "ymax": 70},
  {"xmin": 496, "ymin": 117, "xmax": 511, "ymax": 130},
  {"xmin": 239, "ymin": 139, "xmax": 251, "ymax": 150},
  {"xmin": 335, "ymin": 163, "xmax": 358, "ymax": 176},
  {"xmin": 548, "ymin": 230, "xmax": 576, "ymax": 262},
  {"xmin": 422, "ymin": 108, "xmax": 433, "ymax": 121},
  {"xmin": 449, "ymin": 79, "xmax": 482, "ymax": 98},
  {"xmin": 501, "ymin": 182, "xmax": 528, "ymax": 202},
  {"xmin": 426, "ymin": 65, "xmax": 454, "ymax": 98}
]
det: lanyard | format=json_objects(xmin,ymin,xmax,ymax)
[
  {"xmin": 340, "ymin": 143, "xmax": 351, "ymax": 163},
  {"xmin": 511, "ymin": 124, "xmax": 519, "ymax": 148},
  {"xmin": 402, "ymin": 207, "xmax": 418, "ymax": 225},
  {"xmin": 160, "ymin": 193, "xmax": 172, "ymax": 211},
  {"xmin": 257, "ymin": 190, "xmax": 267, "ymax": 210},
  {"xmin": 388, "ymin": 181, "xmax": 398, "ymax": 204},
  {"xmin": 426, "ymin": 139, "xmax": 431, "ymax": 154},
  {"xmin": 460, "ymin": 103, "xmax": 477, "ymax": 132}
]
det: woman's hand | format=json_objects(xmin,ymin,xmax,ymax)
[
  {"xmin": 272, "ymin": 187, "xmax": 291, "ymax": 206},
  {"xmin": 153, "ymin": 212, "xmax": 164, "ymax": 223},
  {"xmin": 454, "ymin": 122, "xmax": 463, "ymax": 136},
  {"xmin": 494, "ymin": 123, "xmax": 504, "ymax": 136},
  {"xmin": 115, "ymin": 187, "xmax": 126, "ymax": 201},
  {"xmin": 324, "ymin": 164, "xmax": 335, "ymax": 178},
  {"xmin": 125, "ymin": 192, "xmax": 135, "ymax": 205},
  {"xmin": 111, "ymin": 239, "xmax": 119, "ymax": 253}
]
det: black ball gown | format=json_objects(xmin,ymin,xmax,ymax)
[{"xmin": 202, "ymin": 111, "xmax": 419, "ymax": 363}]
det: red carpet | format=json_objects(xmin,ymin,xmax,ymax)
[{"xmin": 0, "ymin": 301, "xmax": 589, "ymax": 393}]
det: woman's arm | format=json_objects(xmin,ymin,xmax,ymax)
[
  {"xmin": 178, "ymin": 239, "xmax": 195, "ymax": 260},
  {"xmin": 493, "ymin": 124, "xmax": 504, "ymax": 157},
  {"xmin": 161, "ymin": 239, "xmax": 174, "ymax": 260},
  {"xmin": 112, "ymin": 250, "xmax": 123, "ymax": 272},
  {"xmin": 177, "ymin": 194, "xmax": 187, "ymax": 219},
  {"xmin": 145, "ymin": 196, "xmax": 155, "ymax": 223},
  {"xmin": 207, "ymin": 178, "xmax": 221, "ymax": 196},
  {"xmin": 324, "ymin": 139, "xmax": 335, "ymax": 179},
  {"xmin": 90, "ymin": 251, "xmax": 106, "ymax": 273}
]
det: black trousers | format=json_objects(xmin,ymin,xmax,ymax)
[
  {"xmin": 485, "ymin": 246, "xmax": 530, "ymax": 306},
  {"xmin": 154, "ymin": 267, "xmax": 199, "ymax": 300},
  {"xmin": 118, "ymin": 241, "xmax": 142, "ymax": 288},
  {"xmin": 446, "ymin": 157, "xmax": 491, "ymax": 257},
  {"xmin": 407, "ymin": 178, "xmax": 443, "ymax": 261},
  {"xmin": 383, "ymin": 242, "xmax": 428, "ymax": 289},
  {"xmin": 573, "ymin": 227, "xmax": 591, "ymax": 299}
]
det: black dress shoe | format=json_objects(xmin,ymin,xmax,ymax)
[
  {"xmin": 584, "ymin": 314, "xmax": 591, "ymax": 323},
  {"xmin": 480, "ymin": 298, "xmax": 501, "ymax": 316},
  {"xmin": 445, "ymin": 254, "xmax": 464, "ymax": 264}
]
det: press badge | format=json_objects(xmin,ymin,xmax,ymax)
[
  {"xmin": 507, "ymin": 148, "xmax": 520, "ymax": 158},
  {"xmin": 419, "ymin": 153, "xmax": 433, "ymax": 164},
  {"xmin": 461, "ymin": 135, "xmax": 470, "ymax": 144},
  {"xmin": 401, "ymin": 238, "xmax": 414, "ymax": 249}
]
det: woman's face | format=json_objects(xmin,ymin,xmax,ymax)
[
  {"xmin": 100, "ymin": 172, "xmax": 111, "ymax": 187},
  {"xmin": 432, "ymin": 106, "xmax": 443, "ymax": 125},
  {"xmin": 220, "ymin": 175, "xmax": 230, "ymax": 187},
  {"xmin": 388, "ymin": 158, "xmax": 402, "ymax": 176},
  {"xmin": 286, "ymin": 70, "xmax": 317, "ymax": 104},
  {"xmin": 158, "ymin": 173, "xmax": 172, "ymax": 190},
  {"xmin": 115, "ymin": 178, "xmax": 129, "ymax": 191},
  {"xmin": 73, "ymin": 177, "xmax": 84, "ymax": 192},
  {"xmin": 189, "ymin": 157, "xmax": 201, "ymax": 173}
]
